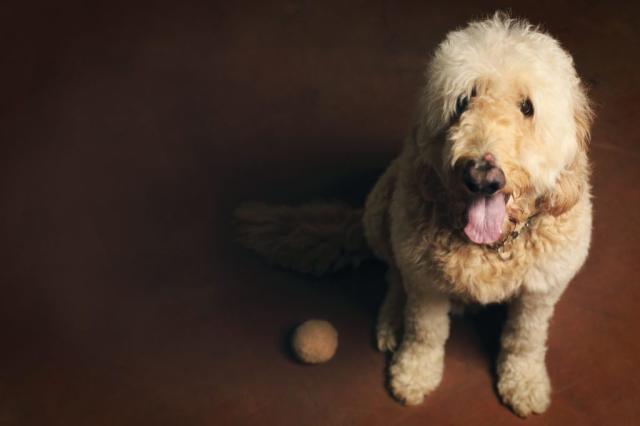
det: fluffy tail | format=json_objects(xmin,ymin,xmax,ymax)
[{"xmin": 234, "ymin": 202, "xmax": 372, "ymax": 276}]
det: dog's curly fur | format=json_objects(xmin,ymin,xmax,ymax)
[{"xmin": 235, "ymin": 13, "xmax": 593, "ymax": 417}]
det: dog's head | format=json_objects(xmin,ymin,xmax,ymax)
[{"xmin": 414, "ymin": 13, "xmax": 593, "ymax": 245}]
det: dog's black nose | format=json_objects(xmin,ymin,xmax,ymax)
[{"xmin": 462, "ymin": 154, "xmax": 506, "ymax": 195}]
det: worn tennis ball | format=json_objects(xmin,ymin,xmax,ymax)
[{"xmin": 291, "ymin": 319, "xmax": 338, "ymax": 364}]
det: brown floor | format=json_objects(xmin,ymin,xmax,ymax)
[{"xmin": 2, "ymin": 1, "xmax": 640, "ymax": 425}]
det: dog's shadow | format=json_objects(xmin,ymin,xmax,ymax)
[
  {"xmin": 468, "ymin": 303, "xmax": 508, "ymax": 381},
  {"xmin": 467, "ymin": 304, "xmax": 513, "ymax": 409}
]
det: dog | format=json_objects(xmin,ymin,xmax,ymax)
[{"xmin": 235, "ymin": 13, "xmax": 593, "ymax": 417}]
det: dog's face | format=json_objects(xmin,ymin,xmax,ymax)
[{"xmin": 415, "ymin": 14, "xmax": 593, "ymax": 244}]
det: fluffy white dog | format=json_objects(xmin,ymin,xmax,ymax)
[{"xmin": 236, "ymin": 13, "xmax": 593, "ymax": 417}]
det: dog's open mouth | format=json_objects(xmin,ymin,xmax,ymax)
[{"xmin": 464, "ymin": 192, "xmax": 507, "ymax": 245}]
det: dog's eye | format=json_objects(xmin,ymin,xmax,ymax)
[
  {"xmin": 455, "ymin": 95, "xmax": 469, "ymax": 117},
  {"xmin": 453, "ymin": 88, "xmax": 477, "ymax": 119},
  {"xmin": 520, "ymin": 98, "xmax": 534, "ymax": 117}
]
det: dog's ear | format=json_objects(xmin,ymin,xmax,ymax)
[
  {"xmin": 573, "ymin": 83, "xmax": 594, "ymax": 151},
  {"xmin": 537, "ymin": 151, "xmax": 589, "ymax": 216},
  {"xmin": 538, "ymin": 84, "xmax": 593, "ymax": 217},
  {"xmin": 417, "ymin": 161, "xmax": 440, "ymax": 201}
]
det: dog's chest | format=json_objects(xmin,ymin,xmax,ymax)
[{"xmin": 428, "ymin": 235, "xmax": 534, "ymax": 304}]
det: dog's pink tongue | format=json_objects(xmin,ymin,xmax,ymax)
[{"xmin": 464, "ymin": 193, "xmax": 506, "ymax": 244}]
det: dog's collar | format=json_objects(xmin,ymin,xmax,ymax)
[{"xmin": 490, "ymin": 213, "xmax": 540, "ymax": 260}]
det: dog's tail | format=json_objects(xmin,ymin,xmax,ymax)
[{"xmin": 233, "ymin": 202, "xmax": 372, "ymax": 276}]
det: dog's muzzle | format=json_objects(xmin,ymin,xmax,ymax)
[{"xmin": 462, "ymin": 153, "xmax": 506, "ymax": 195}]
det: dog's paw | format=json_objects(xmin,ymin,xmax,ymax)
[
  {"xmin": 389, "ymin": 345, "xmax": 444, "ymax": 405},
  {"xmin": 497, "ymin": 356, "xmax": 551, "ymax": 417},
  {"xmin": 376, "ymin": 323, "xmax": 399, "ymax": 352}
]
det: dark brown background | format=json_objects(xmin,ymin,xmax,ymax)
[{"xmin": 2, "ymin": 1, "xmax": 639, "ymax": 425}]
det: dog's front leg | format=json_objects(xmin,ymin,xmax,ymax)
[
  {"xmin": 389, "ymin": 283, "xmax": 450, "ymax": 405},
  {"xmin": 497, "ymin": 289, "xmax": 559, "ymax": 417},
  {"xmin": 376, "ymin": 267, "xmax": 405, "ymax": 352}
]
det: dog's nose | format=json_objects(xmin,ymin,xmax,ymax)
[{"xmin": 462, "ymin": 154, "xmax": 506, "ymax": 195}]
